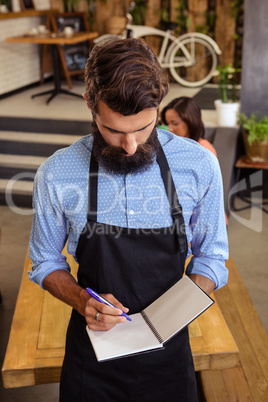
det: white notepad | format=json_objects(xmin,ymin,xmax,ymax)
[{"xmin": 86, "ymin": 276, "xmax": 214, "ymax": 362}]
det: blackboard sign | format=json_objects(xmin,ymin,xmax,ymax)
[
  {"xmin": 19, "ymin": 0, "xmax": 35, "ymax": 10},
  {"xmin": 55, "ymin": 15, "xmax": 86, "ymax": 33},
  {"xmin": 52, "ymin": 13, "xmax": 90, "ymax": 72},
  {"xmin": 62, "ymin": 43, "xmax": 89, "ymax": 71}
]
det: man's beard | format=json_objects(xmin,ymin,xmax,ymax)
[{"xmin": 91, "ymin": 122, "xmax": 160, "ymax": 175}]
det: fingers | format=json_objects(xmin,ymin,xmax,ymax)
[
  {"xmin": 85, "ymin": 293, "xmax": 129, "ymax": 331},
  {"xmin": 104, "ymin": 293, "xmax": 130, "ymax": 314}
]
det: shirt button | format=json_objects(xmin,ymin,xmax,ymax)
[
  {"xmin": 127, "ymin": 173, "xmax": 131, "ymax": 177},
  {"xmin": 129, "ymin": 210, "xmax": 134, "ymax": 215}
]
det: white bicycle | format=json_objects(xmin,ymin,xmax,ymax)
[{"xmin": 94, "ymin": 4, "xmax": 221, "ymax": 88}]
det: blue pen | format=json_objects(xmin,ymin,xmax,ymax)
[{"xmin": 86, "ymin": 287, "xmax": 132, "ymax": 322}]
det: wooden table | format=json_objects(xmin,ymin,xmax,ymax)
[
  {"xmin": 235, "ymin": 155, "xmax": 268, "ymax": 169},
  {"xmin": 6, "ymin": 32, "xmax": 98, "ymax": 104},
  {"xmin": 1, "ymin": 250, "xmax": 239, "ymax": 388},
  {"xmin": 199, "ymin": 255, "xmax": 268, "ymax": 401}
]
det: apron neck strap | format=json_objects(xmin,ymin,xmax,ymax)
[
  {"xmin": 156, "ymin": 144, "xmax": 183, "ymax": 220},
  {"xmin": 87, "ymin": 143, "xmax": 98, "ymax": 222},
  {"xmin": 156, "ymin": 144, "xmax": 187, "ymax": 253},
  {"xmin": 87, "ymin": 139, "xmax": 187, "ymax": 253}
]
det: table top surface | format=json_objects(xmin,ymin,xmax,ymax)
[
  {"xmin": 236, "ymin": 155, "xmax": 268, "ymax": 169},
  {"xmin": 6, "ymin": 31, "xmax": 99, "ymax": 45},
  {"xmin": 2, "ymin": 249, "xmax": 239, "ymax": 388}
]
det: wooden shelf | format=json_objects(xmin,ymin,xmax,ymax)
[
  {"xmin": 0, "ymin": 9, "xmax": 59, "ymax": 20},
  {"xmin": 6, "ymin": 32, "xmax": 98, "ymax": 45}
]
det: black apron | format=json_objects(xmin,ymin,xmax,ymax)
[{"xmin": 60, "ymin": 142, "xmax": 198, "ymax": 402}]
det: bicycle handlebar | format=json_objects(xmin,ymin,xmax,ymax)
[{"xmin": 126, "ymin": 13, "xmax": 133, "ymax": 25}]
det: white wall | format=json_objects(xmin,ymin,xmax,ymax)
[{"xmin": 0, "ymin": 0, "xmax": 51, "ymax": 96}]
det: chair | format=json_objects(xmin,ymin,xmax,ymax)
[{"xmin": 204, "ymin": 127, "xmax": 240, "ymax": 215}]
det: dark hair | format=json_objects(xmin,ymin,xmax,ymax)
[
  {"xmin": 85, "ymin": 38, "xmax": 169, "ymax": 116},
  {"xmin": 161, "ymin": 96, "xmax": 204, "ymax": 141}
]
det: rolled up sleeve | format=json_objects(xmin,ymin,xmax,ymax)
[
  {"xmin": 28, "ymin": 162, "xmax": 70, "ymax": 289},
  {"xmin": 185, "ymin": 155, "xmax": 229, "ymax": 290},
  {"xmin": 186, "ymin": 256, "xmax": 228, "ymax": 290}
]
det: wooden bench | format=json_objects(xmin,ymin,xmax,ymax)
[
  {"xmin": 2, "ymin": 248, "xmax": 239, "ymax": 388},
  {"xmin": 198, "ymin": 256, "xmax": 268, "ymax": 401}
]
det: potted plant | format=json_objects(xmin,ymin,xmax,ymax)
[
  {"xmin": 238, "ymin": 113, "xmax": 268, "ymax": 162},
  {"xmin": 214, "ymin": 64, "xmax": 241, "ymax": 127},
  {"xmin": 130, "ymin": 0, "xmax": 148, "ymax": 25},
  {"xmin": 0, "ymin": 0, "xmax": 11, "ymax": 12}
]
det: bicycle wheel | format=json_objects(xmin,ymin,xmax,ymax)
[{"xmin": 168, "ymin": 37, "xmax": 218, "ymax": 87}]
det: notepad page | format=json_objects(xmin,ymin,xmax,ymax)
[
  {"xmin": 86, "ymin": 312, "xmax": 163, "ymax": 362},
  {"xmin": 143, "ymin": 276, "xmax": 214, "ymax": 343}
]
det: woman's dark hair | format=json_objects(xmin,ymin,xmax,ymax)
[
  {"xmin": 85, "ymin": 38, "xmax": 169, "ymax": 116},
  {"xmin": 161, "ymin": 96, "xmax": 204, "ymax": 141}
]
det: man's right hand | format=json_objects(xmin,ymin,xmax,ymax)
[
  {"xmin": 42, "ymin": 270, "xmax": 129, "ymax": 331},
  {"xmin": 85, "ymin": 293, "xmax": 129, "ymax": 331}
]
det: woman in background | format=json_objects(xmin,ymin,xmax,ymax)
[
  {"xmin": 161, "ymin": 96, "xmax": 217, "ymax": 156},
  {"xmin": 161, "ymin": 96, "xmax": 228, "ymax": 224}
]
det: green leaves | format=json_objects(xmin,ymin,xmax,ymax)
[
  {"xmin": 215, "ymin": 64, "xmax": 241, "ymax": 103},
  {"xmin": 238, "ymin": 113, "xmax": 268, "ymax": 145}
]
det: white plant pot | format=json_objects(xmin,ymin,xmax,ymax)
[
  {"xmin": 11, "ymin": 0, "xmax": 20, "ymax": 12},
  {"xmin": 214, "ymin": 100, "xmax": 240, "ymax": 127},
  {"xmin": 0, "ymin": 5, "xmax": 8, "ymax": 12}
]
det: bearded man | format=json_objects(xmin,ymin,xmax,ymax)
[{"xmin": 29, "ymin": 38, "xmax": 228, "ymax": 402}]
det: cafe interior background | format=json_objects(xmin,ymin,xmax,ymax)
[{"xmin": 0, "ymin": 0, "xmax": 267, "ymax": 400}]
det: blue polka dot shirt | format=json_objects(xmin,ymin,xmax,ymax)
[{"xmin": 29, "ymin": 129, "xmax": 229, "ymax": 290}]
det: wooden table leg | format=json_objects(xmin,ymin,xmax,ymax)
[{"xmin": 32, "ymin": 45, "xmax": 83, "ymax": 105}]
